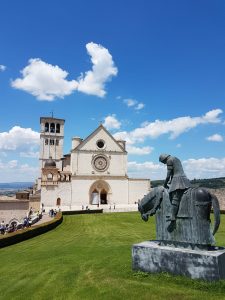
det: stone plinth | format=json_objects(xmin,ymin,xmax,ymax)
[{"xmin": 132, "ymin": 241, "xmax": 225, "ymax": 281}]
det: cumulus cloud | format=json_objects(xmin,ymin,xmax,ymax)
[
  {"xmin": 128, "ymin": 156, "xmax": 225, "ymax": 180},
  {"xmin": 11, "ymin": 59, "xmax": 78, "ymax": 101},
  {"xmin": 123, "ymin": 98, "xmax": 137, "ymax": 107},
  {"xmin": 11, "ymin": 42, "xmax": 117, "ymax": 100},
  {"xmin": 206, "ymin": 134, "xmax": 223, "ymax": 142},
  {"xmin": 20, "ymin": 151, "xmax": 39, "ymax": 158},
  {"xmin": 0, "ymin": 126, "xmax": 39, "ymax": 159},
  {"xmin": 123, "ymin": 98, "xmax": 145, "ymax": 110},
  {"xmin": 0, "ymin": 160, "xmax": 39, "ymax": 182},
  {"xmin": 103, "ymin": 114, "xmax": 121, "ymax": 130},
  {"xmin": 114, "ymin": 109, "xmax": 223, "ymax": 144},
  {"xmin": 77, "ymin": 42, "xmax": 118, "ymax": 97},
  {"xmin": 0, "ymin": 65, "xmax": 6, "ymax": 72},
  {"xmin": 135, "ymin": 103, "xmax": 145, "ymax": 110},
  {"xmin": 126, "ymin": 145, "xmax": 153, "ymax": 155},
  {"xmin": 128, "ymin": 161, "xmax": 165, "ymax": 179},
  {"xmin": 183, "ymin": 157, "xmax": 225, "ymax": 179}
]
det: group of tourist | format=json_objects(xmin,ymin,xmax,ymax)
[
  {"xmin": 49, "ymin": 208, "xmax": 59, "ymax": 217},
  {"xmin": 0, "ymin": 207, "xmax": 42, "ymax": 235},
  {"xmin": 0, "ymin": 217, "xmax": 29, "ymax": 235}
]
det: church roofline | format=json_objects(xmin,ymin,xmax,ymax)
[
  {"xmin": 72, "ymin": 124, "xmax": 126, "ymax": 152},
  {"xmin": 40, "ymin": 117, "xmax": 65, "ymax": 123}
]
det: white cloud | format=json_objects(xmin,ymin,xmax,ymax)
[
  {"xmin": 135, "ymin": 103, "xmax": 145, "ymax": 110},
  {"xmin": 123, "ymin": 98, "xmax": 145, "ymax": 110},
  {"xmin": 113, "ymin": 131, "xmax": 133, "ymax": 145},
  {"xmin": 127, "ymin": 145, "xmax": 153, "ymax": 155},
  {"xmin": 0, "ymin": 65, "xmax": 6, "ymax": 72},
  {"xmin": 183, "ymin": 157, "xmax": 225, "ymax": 179},
  {"xmin": 0, "ymin": 160, "xmax": 38, "ymax": 182},
  {"xmin": 114, "ymin": 109, "xmax": 223, "ymax": 144},
  {"xmin": 0, "ymin": 152, "xmax": 7, "ymax": 157},
  {"xmin": 123, "ymin": 98, "xmax": 137, "ymax": 107},
  {"xmin": 128, "ymin": 161, "xmax": 165, "ymax": 179},
  {"xmin": 0, "ymin": 126, "xmax": 39, "ymax": 154},
  {"xmin": 206, "ymin": 134, "xmax": 223, "ymax": 142},
  {"xmin": 128, "ymin": 156, "xmax": 225, "ymax": 180},
  {"xmin": 77, "ymin": 42, "xmax": 118, "ymax": 97},
  {"xmin": 103, "ymin": 114, "xmax": 121, "ymax": 130},
  {"xmin": 20, "ymin": 151, "xmax": 39, "ymax": 158},
  {"xmin": 11, "ymin": 58, "xmax": 78, "ymax": 101},
  {"xmin": 176, "ymin": 144, "xmax": 182, "ymax": 148},
  {"xmin": 11, "ymin": 42, "xmax": 117, "ymax": 100}
]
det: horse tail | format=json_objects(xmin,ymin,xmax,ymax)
[{"xmin": 211, "ymin": 194, "xmax": 220, "ymax": 235}]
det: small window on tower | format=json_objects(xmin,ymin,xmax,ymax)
[
  {"xmin": 50, "ymin": 139, "xmax": 54, "ymax": 145},
  {"xmin": 50, "ymin": 123, "xmax": 55, "ymax": 133},
  {"xmin": 45, "ymin": 139, "xmax": 48, "ymax": 145},
  {"xmin": 45, "ymin": 122, "xmax": 49, "ymax": 132},
  {"xmin": 56, "ymin": 139, "xmax": 59, "ymax": 146},
  {"xmin": 56, "ymin": 124, "xmax": 60, "ymax": 133}
]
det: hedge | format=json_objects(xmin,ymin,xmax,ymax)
[{"xmin": 0, "ymin": 212, "xmax": 63, "ymax": 249}]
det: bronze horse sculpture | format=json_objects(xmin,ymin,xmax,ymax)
[{"xmin": 138, "ymin": 186, "xmax": 220, "ymax": 249}]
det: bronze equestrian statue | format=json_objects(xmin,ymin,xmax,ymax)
[{"xmin": 138, "ymin": 155, "xmax": 221, "ymax": 250}]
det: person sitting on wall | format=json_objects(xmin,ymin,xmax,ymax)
[{"xmin": 23, "ymin": 216, "xmax": 30, "ymax": 228}]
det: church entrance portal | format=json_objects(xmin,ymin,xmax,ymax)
[
  {"xmin": 90, "ymin": 181, "xmax": 111, "ymax": 205},
  {"xmin": 100, "ymin": 190, "xmax": 107, "ymax": 204}
]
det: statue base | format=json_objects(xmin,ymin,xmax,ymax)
[{"xmin": 132, "ymin": 241, "xmax": 225, "ymax": 281}]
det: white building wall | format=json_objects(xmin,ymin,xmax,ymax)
[
  {"xmin": 108, "ymin": 153, "xmax": 127, "ymax": 176},
  {"xmin": 41, "ymin": 177, "xmax": 150, "ymax": 210},
  {"xmin": 106, "ymin": 178, "xmax": 129, "ymax": 204},
  {"xmin": 71, "ymin": 179, "xmax": 93, "ymax": 205},
  {"xmin": 70, "ymin": 177, "xmax": 129, "ymax": 205},
  {"xmin": 128, "ymin": 179, "xmax": 151, "ymax": 204},
  {"xmin": 71, "ymin": 152, "xmax": 127, "ymax": 177},
  {"xmin": 41, "ymin": 182, "xmax": 71, "ymax": 209}
]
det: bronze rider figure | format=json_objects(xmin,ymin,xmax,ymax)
[{"xmin": 159, "ymin": 154, "xmax": 191, "ymax": 232}]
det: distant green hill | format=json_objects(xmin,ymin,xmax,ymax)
[{"xmin": 151, "ymin": 177, "xmax": 225, "ymax": 189}]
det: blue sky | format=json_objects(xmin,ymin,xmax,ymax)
[{"xmin": 0, "ymin": 0, "xmax": 225, "ymax": 182}]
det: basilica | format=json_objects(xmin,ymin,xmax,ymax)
[{"xmin": 38, "ymin": 117, "xmax": 150, "ymax": 210}]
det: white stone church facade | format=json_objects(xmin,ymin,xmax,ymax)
[{"xmin": 39, "ymin": 117, "xmax": 150, "ymax": 211}]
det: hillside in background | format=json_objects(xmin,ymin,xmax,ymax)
[
  {"xmin": 0, "ymin": 182, "xmax": 34, "ymax": 196},
  {"xmin": 151, "ymin": 177, "xmax": 225, "ymax": 189},
  {"xmin": 0, "ymin": 182, "xmax": 34, "ymax": 189}
]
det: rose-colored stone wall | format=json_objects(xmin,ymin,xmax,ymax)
[
  {"xmin": 207, "ymin": 188, "xmax": 225, "ymax": 210},
  {"xmin": 0, "ymin": 200, "xmax": 29, "ymax": 223}
]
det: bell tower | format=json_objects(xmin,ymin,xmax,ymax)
[{"xmin": 39, "ymin": 117, "xmax": 65, "ymax": 170}]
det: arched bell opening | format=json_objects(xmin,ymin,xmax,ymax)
[
  {"xmin": 45, "ymin": 122, "xmax": 49, "ymax": 132},
  {"xmin": 56, "ymin": 123, "xmax": 60, "ymax": 133},
  {"xmin": 50, "ymin": 123, "xmax": 55, "ymax": 133}
]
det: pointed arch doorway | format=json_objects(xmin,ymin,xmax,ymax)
[{"xmin": 89, "ymin": 180, "xmax": 111, "ymax": 205}]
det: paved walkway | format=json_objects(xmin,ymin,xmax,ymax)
[{"xmin": 32, "ymin": 213, "xmax": 52, "ymax": 226}]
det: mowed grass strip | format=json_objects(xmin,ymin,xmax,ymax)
[{"xmin": 1, "ymin": 212, "xmax": 225, "ymax": 300}]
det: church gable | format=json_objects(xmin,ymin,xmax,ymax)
[{"xmin": 75, "ymin": 125, "xmax": 125, "ymax": 153}]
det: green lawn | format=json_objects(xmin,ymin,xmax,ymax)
[{"xmin": 1, "ymin": 212, "xmax": 225, "ymax": 300}]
